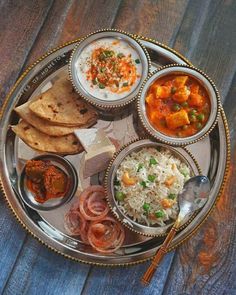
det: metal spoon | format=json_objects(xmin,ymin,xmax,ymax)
[{"xmin": 141, "ymin": 175, "xmax": 210, "ymax": 285}]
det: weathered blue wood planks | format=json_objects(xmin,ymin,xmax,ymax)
[
  {"xmin": 82, "ymin": 253, "xmax": 175, "ymax": 295},
  {"xmin": 2, "ymin": 236, "xmax": 90, "ymax": 294},
  {"xmin": 0, "ymin": 200, "xmax": 26, "ymax": 291},
  {"xmin": 0, "ymin": 0, "xmax": 54, "ymax": 108}
]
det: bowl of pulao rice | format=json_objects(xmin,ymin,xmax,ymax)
[{"xmin": 105, "ymin": 139, "xmax": 200, "ymax": 236}]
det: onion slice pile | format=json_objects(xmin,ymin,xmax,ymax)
[
  {"xmin": 88, "ymin": 217, "xmax": 125, "ymax": 253},
  {"xmin": 79, "ymin": 185, "xmax": 109, "ymax": 220},
  {"xmin": 64, "ymin": 185, "xmax": 125, "ymax": 253}
]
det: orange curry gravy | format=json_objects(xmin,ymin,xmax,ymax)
[
  {"xmin": 25, "ymin": 160, "xmax": 69, "ymax": 203},
  {"xmin": 145, "ymin": 74, "xmax": 211, "ymax": 137}
]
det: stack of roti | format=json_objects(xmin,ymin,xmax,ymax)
[{"xmin": 12, "ymin": 77, "xmax": 98, "ymax": 154}]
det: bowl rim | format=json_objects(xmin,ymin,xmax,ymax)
[
  {"xmin": 104, "ymin": 138, "xmax": 201, "ymax": 237},
  {"xmin": 137, "ymin": 64, "xmax": 222, "ymax": 146},
  {"xmin": 18, "ymin": 154, "xmax": 78, "ymax": 211},
  {"xmin": 69, "ymin": 28, "xmax": 151, "ymax": 109}
]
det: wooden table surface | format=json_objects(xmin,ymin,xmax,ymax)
[{"xmin": 0, "ymin": 1, "xmax": 235, "ymax": 294}]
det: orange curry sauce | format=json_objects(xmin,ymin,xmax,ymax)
[{"xmin": 146, "ymin": 74, "xmax": 211, "ymax": 137}]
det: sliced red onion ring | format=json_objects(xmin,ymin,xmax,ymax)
[
  {"xmin": 88, "ymin": 217, "xmax": 125, "ymax": 253},
  {"xmin": 64, "ymin": 210, "xmax": 86, "ymax": 236},
  {"xmin": 79, "ymin": 185, "xmax": 109, "ymax": 220}
]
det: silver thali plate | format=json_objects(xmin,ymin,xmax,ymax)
[{"xmin": 0, "ymin": 36, "xmax": 230, "ymax": 266}]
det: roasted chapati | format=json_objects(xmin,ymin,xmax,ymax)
[
  {"xmin": 12, "ymin": 120, "xmax": 83, "ymax": 154},
  {"xmin": 15, "ymin": 101, "xmax": 95, "ymax": 136},
  {"xmin": 29, "ymin": 78, "xmax": 97, "ymax": 126}
]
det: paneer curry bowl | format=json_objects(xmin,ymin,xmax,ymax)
[{"xmin": 137, "ymin": 65, "xmax": 221, "ymax": 146}]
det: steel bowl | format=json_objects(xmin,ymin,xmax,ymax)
[
  {"xmin": 137, "ymin": 64, "xmax": 221, "ymax": 146},
  {"xmin": 69, "ymin": 29, "xmax": 151, "ymax": 109},
  {"xmin": 105, "ymin": 138, "xmax": 200, "ymax": 236},
  {"xmin": 18, "ymin": 154, "xmax": 78, "ymax": 211}
]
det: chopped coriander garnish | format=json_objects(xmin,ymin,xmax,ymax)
[
  {"xmin": 115, "ymin": 191, "xmax": 125, "ymax": 201},
  {"xmin": 149, "ymin": 157, "xmax": 157, "ymax": 166},
  {"xmin": 92, "ymin": 79, "xmax": 97, "ymax": 85},
  {"xmin": 117, "ymin": 53, "xmax": 124, "ymax": 58},
  {"xmin": 171, "ymin": 87, "xmax": 177, "ymax": 94},
  {"xmin": 100, "ymin": 67, "xmax": 106, "ymax": 73},
  {"xmin": 168, "ymin": 193, "xmax": 176, "ymax": 200},
  {"xmin": 140, "ymin": 181, "xmax": 147, "ymax": 188},
  {"xmin": 155, "ymin": 210, "xmax": 164, "ymax": 218},
  {"xmin": 99, "ymin": 53, "xmax": 106, "ymax": 61},
  {"xmin": 143, "ymin": 203, "xmax": 150, "ymax": 212},
  {"xmin": 137, "ymin": 163, "xmax": 144, "ymax": 172},
  {"xmin": 104, "ymin": 50, "xmax": 114, "ymax": 57},
  {"xmin": 98, "ymin": 83, "xmax": 105, "ymax": 89},
  {"xmin": 148, "ymin": 175, "xmax": 156, "ymax": 182},
  {"xmin": 123, "ymin": 82, "xmax": 129, "ymax": 87},
  {"xmin": 114, "ymin": 178, "xmax": 120, "ymax": 186},
  {"xmin": 135, "ymin": 59, "xmax": 140, "ymax": 64}
]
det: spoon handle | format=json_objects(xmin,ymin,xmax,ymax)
[{"xmin": 141, "ymin": 222, "xmax": 179, "ymax": 285}]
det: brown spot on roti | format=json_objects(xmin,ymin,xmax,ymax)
[{"xmin": 80, "ymin": 108, "xmax": 88, "ymax": 114}]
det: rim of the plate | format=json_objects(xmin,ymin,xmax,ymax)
[
  {"xmin": 69, "ymin": 28, "xmax": 151, "ymax": 109},
  {"xmin": 105, "ymin": 138, "xmax": 201, "ymax": 237},
  {"xmin": 137, "ymin": 64, "xmax": 221, "ymax": 146},
  {"xmin": 0, "ymin": 35, "xmax": 231, "ymax": 266}
]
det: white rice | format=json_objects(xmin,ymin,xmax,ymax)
[{"xmin": 115, "ymin": 147, "xmax": 190, "ymax": 226}]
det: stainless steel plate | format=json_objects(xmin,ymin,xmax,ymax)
[{"xmin": 0, "ymin": 36, "xmax": 230, "ymax": 266}]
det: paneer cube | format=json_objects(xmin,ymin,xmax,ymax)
[
  {"xmin": 174, "ymin": 76, "xmax": 188, "ymax": 87},
  {"xmin": 166, "ymin": 109, "xmax": 190, "ymax": 129},
  {"xmin": 149, "ymin": 111, "xmax": 157, "ymax": 122},
  {"xmin": 172, "ymin": 86, "xmax": 190, "ymax": 103},
  {"xmin": 149, "ymin": 111, "xmax": 162, "ymax": 125},
  {"xmin": 145, "ymin": 93, "xmax": 155, "ymax": 105},
  {"xmin": 189, "ymin": 93, "xmax": 203, "ymax": 107},
  {"xmin": 155, "ymin": 85, "xmax": 171, "ymax": 99}
]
